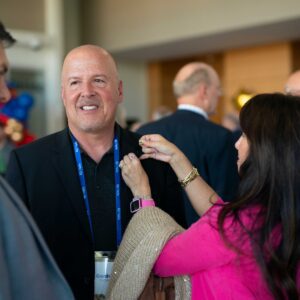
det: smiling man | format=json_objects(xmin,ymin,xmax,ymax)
[{"xmin": 6, "ymin": 44, "xmax": 186, "ymax": 300}]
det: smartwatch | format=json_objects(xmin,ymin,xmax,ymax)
[{"xmin": 130, "ymin": 196, "xmax": 155, "ymax": 213}]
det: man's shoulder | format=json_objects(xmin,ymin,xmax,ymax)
[
  {"xmin": 137, "ymin": 113, "xmax": 177, "ymax": 135},
  {"xmin": 13, "ymin": 129, "xmax": 67, "ymax": 154},
  {"xmin": 119, "ymin": 126, "xmax": 141, "ymax": 139},
  {"xmin": 138, "ymin": 110, "xmax": 227, "ymax": 134},
  {"xmin": 205, "ymin": 121, "xmax": 234, "ymax": 138},
  {"xmin": 119, "ymin": 126, "xmax": 141, "ymax": 146}
]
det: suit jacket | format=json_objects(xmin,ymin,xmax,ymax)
[
  {"xmin": 138, "ymin": 109, "xmax": 239, "ymax": 225},
  {"xmin": 0, "ymin": 176, "xmax": 74, "ymax": 300},
  {"xmin": 5, "ymin": 126, "xmax": 186, "ymax": 300}
]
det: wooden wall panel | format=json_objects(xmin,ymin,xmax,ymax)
[
  {"xmin": 223, "ymin": 43, "xmax": 292, "ymax": 113},
  {"xmin": 292, "ymin": 40, "xmax": 300, "ymax": 71},
  {"xmin": 147, "ymin": 41, "xmax": 297, "ymax": 124}
]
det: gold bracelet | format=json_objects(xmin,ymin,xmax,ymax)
[{"xmin": 178, "ymin": 167, "xmax": 199, "ymax": 188}]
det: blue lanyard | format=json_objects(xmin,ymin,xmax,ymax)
[
  {"xmin": 113, "ymin": 137, "xmax": 122, "ymax": 246},
  {"xmin": 71, "ymin": 133, "xmax": 122, "ymax": 246}
]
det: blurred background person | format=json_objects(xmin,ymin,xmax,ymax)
[
  {"xmin": 221, "ymin": 111, "xmax": 241, "ymax": 142},
  {"xmin": 138, "ymin": 62, "xmax": 239, "ymax": 226},
  {"xmin": 285, "ymin": 70, "xmax": 300, "ymax": 96},
  {"xmin": 151, "ymin": 105, "xmax": 173, "ymax": 121}
]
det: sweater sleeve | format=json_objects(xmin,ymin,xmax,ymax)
[{"xmin": 153, "ymin": 201, "xmax": 236, "ymax": 277}]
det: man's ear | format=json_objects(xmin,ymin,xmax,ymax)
[
  {"xmin": 197, "ymin": 83, "xmax": 208, "ymax": 104},
  {"xmin": 117, "ymin": 80, "xmax": 124, "ymax": 103}
]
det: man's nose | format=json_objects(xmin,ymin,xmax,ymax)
[
  {"xmin": 0, "ymin": 78, "xmax": 11, "ymax": 103},
  {"xmin": 81, "ymin": 82, "xmax": 96, "ymax": 97}
]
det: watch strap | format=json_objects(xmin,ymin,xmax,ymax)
[{"xmin": 130, "ymin": 197, "xmax": 155, "ymax": 213}]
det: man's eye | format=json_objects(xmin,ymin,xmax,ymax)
[
  {"xmin": 70, "ymin": 81, "xmax": 78, "ymax": 86},
  {"xmin": 95, "ymin": 78, "xmax": 105, "ymax": 83}
]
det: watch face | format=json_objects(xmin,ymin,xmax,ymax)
[{"xmin": 130, "ymin": 198, "xmax": 141, "ymax": 213}]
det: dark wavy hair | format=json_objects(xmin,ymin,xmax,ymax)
[
  {"xmin": 218, "ymin": 93, "xmax": 300, "ymax": 299},
  {"xmin": 0, "ymin": 22, "xmax": 16, "ymax": 47}
]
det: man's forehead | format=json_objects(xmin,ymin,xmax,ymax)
[
  {"xmin": 62, "ymin": 59, "xmax": 117, "ymax": 81},
  {"xmin": 66, "ymin": 58, "xmax": 108, "ymax": 68},
  {"xmin": 64, "ymin": 62, "xmax": 111, "ymax": 78}
]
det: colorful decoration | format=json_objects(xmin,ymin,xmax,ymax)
[{"xmin": 0, "ymin": 83, "xmax": 36, "ymax": 146}]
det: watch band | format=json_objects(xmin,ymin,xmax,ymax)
[{"xmin": 130, "ymin": 196, "xmax": 155, "ymax": 213}]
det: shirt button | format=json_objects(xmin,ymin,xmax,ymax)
[{"xmin": 96, "ymin": 185, "xmax": 100, "ymax": 189}]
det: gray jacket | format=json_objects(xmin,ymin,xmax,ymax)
[{"xmin": 0, "ymin": 176, "xmax": 74, "ymax": 300}]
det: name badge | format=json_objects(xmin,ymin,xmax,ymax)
[{"xmin": 94, "ymin": 251, "xmax": 115, "ymax": 299}]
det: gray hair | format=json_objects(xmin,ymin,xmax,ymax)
[{"xmin": 173, "ymin": 67, "xmax": 212, "ymax": 98}]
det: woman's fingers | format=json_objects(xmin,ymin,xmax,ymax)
[
  {"xmin": 120, "ymin": 154, "xmax": 139, "ymax": 179},
  {"xmin": 140, "ymin": 152, "xmax": 170, "ymax": 163},
  {"xmin": 139, "ymin": 134, "xmax": 174, "ymax": 155},
  {"xmin": 119, "ymin": 153, "xmax": 151, "ymax": 197}
]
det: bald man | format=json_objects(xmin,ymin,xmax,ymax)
[
  {"xmin": 6, "ymin": 45, "xmax": 186, "ymax": 300},
  {"xmin": 138, "ymin": 62, "xmax": 239, "ymax": 225},
  {"xmin": 285, "ymin": 70, "xmax": 300, "ymax": 96}
]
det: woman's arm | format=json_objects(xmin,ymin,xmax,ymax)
[
  {"xmin": 153, "ymin": 206, "xmax": 235, "ymax": 276},
  {"xmin": 139, "ymin": 134, "xmax": 219, "ymax": 216}
]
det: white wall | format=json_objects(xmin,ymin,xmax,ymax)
[
  {"xmin": 82, "ymin": 0, "xmax": 300, "ymax": 52},
  {"xmin": 5, "ymin": 0, "xmax": 68, "ymax": 135},
  {"xmin": 117, "ymin": 61, "xmax": 147, "ymax": 122}
]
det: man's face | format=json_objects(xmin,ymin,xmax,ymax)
[
  {"xmin": 235, "ymin": 133, "xmax": 249, "ymax": 172},
  {"xmin": 61, "ymin": 46, "xmax": 123, "ymax": 135},
  {"xmin": 0, "ymin": 44, "xmax": 11, "ymax": 104}
]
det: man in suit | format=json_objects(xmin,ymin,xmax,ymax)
[
  {"xmin": 138, "ymin": 62, "xmax": 239, "ymax": 226},
  {"xmin": 6, "ymin": 45, "xmax": 186, "ymax": 300},
  {"xmin": 0, "ymin": 21, "xmax": 74, "ymax": 299}
]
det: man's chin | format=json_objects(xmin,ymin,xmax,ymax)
[
  {"xmin": 79, "ymin": 122, "xmax": 113, "ymax": 134},
  {"xmin": 81, "ymin": 126, "xmax": 103, "ymax": 134}
]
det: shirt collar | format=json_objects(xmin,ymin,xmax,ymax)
[
  {"xmin": 68, "ymin": 123, "xmax": 120, "ymax": 155},
  {"xmin": 178, "ymin": 104, "xmax": 208, "ymax": 119}
]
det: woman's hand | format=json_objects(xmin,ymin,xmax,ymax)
[
  {"xmin": 139, "ymin": 134, "xmax": 218, "ymax": 216},
  {"xmin": 119, "ymin": 153, "xmax": 151, "ymax": 198},
  {"xmin": 139, "ymin": 134, "xmax": 183, "ymax": 163},
  {"xmin": 139, "ymin": 134, "xmax": 193, "ymax": 181}
]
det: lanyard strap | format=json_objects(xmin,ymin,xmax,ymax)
[
  {"xmin": 71, "ymin": 133, "xmax": 122, "ymax": 246},
  {"xmin": 113, "ymin": 137, "xmax": 122, "ymax": 246}
]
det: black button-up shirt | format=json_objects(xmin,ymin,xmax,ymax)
[{"xmin": 81, "ymin": 144, "xmax": 117, "ymax": 251}]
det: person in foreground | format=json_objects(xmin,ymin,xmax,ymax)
[
  {"xmin": 119, "ymin": 93, "xmax": 300, "ymax": 299},
  {"xmin": 0, "ymin": 22, "xmax": 74, "ymax": 299},
  {"xmin": 6, "ymin": 44, "xmax": 185, "ymax": 299}
]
